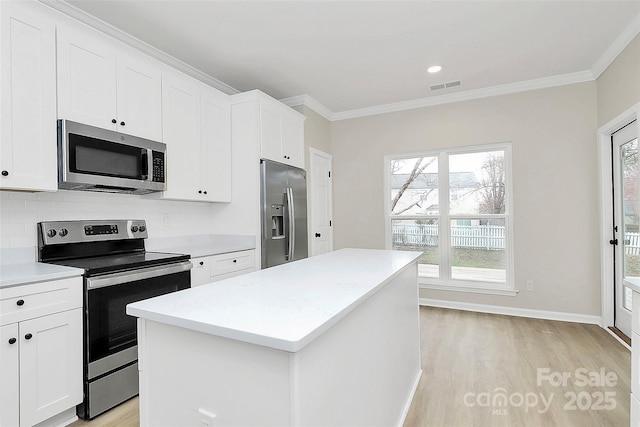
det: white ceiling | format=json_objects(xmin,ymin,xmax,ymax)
[{"xmin": 64, "ymin": 0, "xmax": 640, "ymax": 117}]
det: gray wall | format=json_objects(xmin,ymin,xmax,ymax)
[
  {"xmin": 597, "ymin": 34, "xmax": 640, "ymax": 127},
  {"xmin": 330, "ymin": 82, "xmax": 600, "ymax": 316}
]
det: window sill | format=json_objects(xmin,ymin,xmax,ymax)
[{"xmin": 418, "ymin": 278, "xmax": 518, "ymax": 296}]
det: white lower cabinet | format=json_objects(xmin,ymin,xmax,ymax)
[
  {"xmin": 0, "ymin": 278, "xmax": 83, "ymax": 427},
  {"xmin": 190, "ymin": 257, "xmax": 212, "ymax": 287},
  {"xmin": 1, "ymin": 323, "xmax": 20, "ymax": 427},
  {"xmin": 191, "ymin": 250, "xmax": 256, "ymax": 287}
]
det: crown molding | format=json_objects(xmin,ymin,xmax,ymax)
[
  {"xmin": 591, "ymin": 13, "xmax": 640, "ymax": 79},
  {"xmin": 279, "ymin": 95, "xmax": 335, "ymax": 121},
  {"xmin": 38, "ymin": 0, "xmax": 240, "ymax": 95},
  {"xmin": 331, "ymin": 71, "xmax": 595, "ymax": 121}
]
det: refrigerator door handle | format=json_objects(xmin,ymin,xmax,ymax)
[{"xmin": 286, "ymin": 187, "xmax": 295, "ymax": 261}]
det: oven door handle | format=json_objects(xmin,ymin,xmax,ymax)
[{"xmin": 86, "ymin": 261, "xmax": 193, "ymax": 290}]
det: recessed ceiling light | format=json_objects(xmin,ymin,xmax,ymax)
[{"xmin": 427, "ymin": 65, "xmax": 442, "ymax": 74}]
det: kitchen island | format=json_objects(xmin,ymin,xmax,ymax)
[{"xmin": 127, "ymin": 248, "xmax": 422, "ymax": 427}]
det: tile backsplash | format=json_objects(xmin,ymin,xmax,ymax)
[{"xmin": 0, "ymin": 190, "xmax": 219, "ymax": 248}]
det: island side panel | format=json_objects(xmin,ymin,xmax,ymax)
[
  {"xmin": 291, "ymin": 263, "xmax": 421, "ymax": 427},
  {"xmin": 137, "ymin": 318, "xmax": 293, "ymax": 426}
]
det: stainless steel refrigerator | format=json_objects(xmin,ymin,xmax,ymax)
[{"xmin": 260, "ymin": 159, "xmax": 308, "ymax": 268}]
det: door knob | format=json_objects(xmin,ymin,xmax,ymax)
[{"xmin": 315, "ymin": 233, "xmax": 321, "ymax": 238}]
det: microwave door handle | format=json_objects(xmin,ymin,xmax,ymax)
[{"xmin": 140, "ymin": 149, "xmax": 149, "ymax": 180}]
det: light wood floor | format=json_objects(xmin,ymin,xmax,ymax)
[
  {"xmin": 404, "ymin": 307, "xmax": 630, "ymax": 427},
  {"xmin": 70, "ymin": 307, "xmax": 630, "ymax": 427}
]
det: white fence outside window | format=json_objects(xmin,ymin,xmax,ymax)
[
  {"xmin": 392, "ymin": 223, "xmax": 505, "ymax": 250},
  {"xmin": 392, "ymin": 225, "xmax": 640, "ymax": 255}
]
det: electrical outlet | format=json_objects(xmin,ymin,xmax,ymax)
[
  {"xmin": 526, "ymin": 280, "xmax": 534, "ymax": 292},
  {"xmin": 198, "ymin": 409, "xmax": 217, "ymax": 427},
  {"xmin": 163, "ymin": 214, "xmax": 171, "ymax": 227}
]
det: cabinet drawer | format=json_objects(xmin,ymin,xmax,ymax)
[
  {"xmin": 0, "ymin": 277, "xmax": 82, "ymax": 326},
  {"xmin": 211, "ymin": 250, "xmax": 255, "ymax": 277}
]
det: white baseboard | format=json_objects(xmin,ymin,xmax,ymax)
[
  {"xmin": 420, "ymin": 298, "xmax": 602, "ymax": 325},
  {"xmin": 396, "ymin": 369, "xmax": 422, "ymax": 427}
]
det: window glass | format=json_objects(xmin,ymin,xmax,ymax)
[
  {"xmin": 449, "ymin": 218, "xmax": 507, "ymax": 283},
  {"xmin": 390, "ymin": 156, "xmax": 439, "ymax": 216},
  {"xmin": 392, "ymin": 219, "xmax": 439, "ymax": 278},
  {"xmin": 449, "ymin": 151, "xmax": 505, "ymax": 215}
]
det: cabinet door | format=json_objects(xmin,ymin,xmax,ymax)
[
  {"xmin": 191, "ymin": 257, "xmax": 212, "ymax": 287},
  {"xmin": 19, "ymin": 309, "xmax": 82, "ymax": 427},
  {"xmin": 281, "ymin": 117, "xmax": 304, "ymax": 169},
  {"xmin": 57, "ymin": 25, "xmax": 117, "ymax": 131},
  {"xmin": 259, "ymin": 103, "xmax": 284, "ymax": 163},
  {"xmin": 200, "ymin": 86, "xmax": 231, "ymax": 202},
  {"xmin": 116, "ymin": 52, "xmax": 163, "ymax": 141},
  {"xmin": 0, "ymin": 324, "xmax": 19, "ymax": 427},
  {"xmin": 161, "ymin": 74, "xmax": 200, "ymax": 200},
  {"xmin": 0, "ymin": 1, "xmax": 57, "ymax": 191}
]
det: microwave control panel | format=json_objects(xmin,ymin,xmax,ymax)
[{"xmin": 152, "ymin": 151, "xmax": 165, "ymax": 183}]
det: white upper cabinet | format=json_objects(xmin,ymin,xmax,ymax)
[
  {"xmin": 234, "ymin": 91, "xmax": 305, "ymax": 169},
  {"xmin": 159, "ymin": 72, "xmax": 200, "ymax": 200},
  {"xmin": 115, "ymin": 52, "xmax": 163, "ymax": 141},
  {"xmin": 150, "ymin": 71, "xmax": 231, "ymax": 202},
  {"xmin": 57, "ymin": 24, "xmax": 162, "ymax": 141},
  {"xmin": 259, "ymin": 97, "xmax": 305, "ymax": 169},
  {"xmin": 200, "ymin": 85, "xmax": 232, "ymax": 202},
  {"xmin": 0, "ymin": 1, "xmax": 57, "ymax": 192}
]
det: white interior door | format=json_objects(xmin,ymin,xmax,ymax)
[
  {"xmin": 612, "ymin": 120, "xmax": 638, "ymax": 338},
  {"xmin": 309, "ymin": 148, "xmax": 333, "ymax": 256}
]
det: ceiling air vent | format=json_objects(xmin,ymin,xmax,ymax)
[{"xmin": 430, "ymin": 80, "xmax": 461, "ymax": 91}]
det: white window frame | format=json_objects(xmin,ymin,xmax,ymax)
[{"xmin": 384, "ymin": 142, "xmax": 516, "ymax": 296}]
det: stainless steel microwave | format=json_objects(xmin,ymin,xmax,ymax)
[{"xmin": 57, "ymin": 120, "xmax": 166, "ymax": 195}]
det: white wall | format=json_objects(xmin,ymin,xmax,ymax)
[
  {"xmin": 0, "ymin": 190, "xmax": 217, "ymax": 250},
  {"xmin": 331, "ymin": 82, "xmax": 600, "ymax": 316}
]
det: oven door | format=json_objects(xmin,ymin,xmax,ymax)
[{"xmin": 85, "ymin": 261, "xmax": 191, "ymax": 380}]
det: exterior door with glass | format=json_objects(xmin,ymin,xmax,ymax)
[{"xmin": 612, "ymin": 120, "xmax": 638, "ymax": 338}]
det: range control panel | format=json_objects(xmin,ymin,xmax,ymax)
[{"xmin": 38, "ymin": 219, "xmax": 148, "ymax": 245}]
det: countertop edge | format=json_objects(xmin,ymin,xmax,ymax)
[{"xmin": 0, "ymin": 263, "xmax": 84, "ymax": 289}]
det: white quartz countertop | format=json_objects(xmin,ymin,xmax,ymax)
[
  {"xmin": 0, "ymin": 262, "xmax": 84, "ymax": 288},
  {"xmin": 127, "ymin": 248, "xmax": 422, "ymax": 352},
  {"xmin": 145, "ymin": 234, "xmax": 256, "ymax": 258}
]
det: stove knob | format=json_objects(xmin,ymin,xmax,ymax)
[
  {"xmin": 131, "ymin": 225, "xmax": 139, "ymax": 233},
  {"xmin": 59, "ymin": 228, "xmax": 68, "ymax": 237},
  {"xmin": 47, "ymin": 229, "xmax": 56, "ymax": 238},
  {"xmin": 139, "ymin": 225, "xmax": 146, "ymax": 232}
]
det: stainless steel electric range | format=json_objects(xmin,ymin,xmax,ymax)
[{"xmin": 37, "ymin": 219, "xmax": 192, "ymax": 420}]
